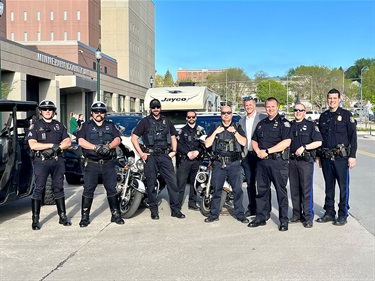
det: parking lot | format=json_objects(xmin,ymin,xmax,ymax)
[{"xmin": 1, "ymin": 170, "xmax": 374, "ymax": 281}]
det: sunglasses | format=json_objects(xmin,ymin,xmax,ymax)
[
  {"xmin": 187, "ymin": 116, "xmax": 196, "ymax": 119},
  {"xmin": 41, "ymin": 108, "xmax": 54, "ymax": 112},
  {"xmin": 243, "ymin": 96, "xmax": 254, "ymax": 101},
  {"xmin": 151, "ymin": 106, "xmax": 160, "ymax": 109},
  {"xmin": 294, "ymin": 109, "xmax": 305, "ymax": 112},
  {"xmin": 93, "ymin": 111, "xmax": 105, "ymax": 114},
  {"xmin": 221, "ymin": 111, "xmax": 232, "ymax": 115}
]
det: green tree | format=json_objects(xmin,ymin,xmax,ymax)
[
  {"xmin": 154, "ymin": 74, "xmax": 164, "ymax": 88},
  {"xmin": 1, "ymin": 82, "xmax": 15, "ymax": 99},
  {"xmin": 362, "ymin": 65, "xmax": 375, "ymax": 110},
  {"xmin": 163, "ymin": 70, "xmax": 175, "ymax": 87},
  {"xmin": 256, "ymin": 80, "xmax": 287, "ymax": 105}
]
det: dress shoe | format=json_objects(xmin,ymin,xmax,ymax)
[
  {"xmin": 316, "ymin": 214, "xmax": 335, "ymax": 223},
  {"xmin": 188, "ymin": 205, "xmax": 199, "ymax": 211},
  {"xmin": 151, "ymin": 213, "xmax": 159, "ymax": 220},
  {"xmin": 204, "ymin": 216, "xmax": 219, "ymax": 223},
  {"xmin": 289, "ymin": 216, "xmax": 301, "ymax": 223},
  {"xmin": 237, "ymin": 216, "xmax": 250, "ymax": 224},
  {"xmin": 245, "ymin": 210, "xmax": 256, "ymax": 217},
  {"xmin": 279, "ymin": 222, "xmax": 288, "ymax": 231},
  {"xmin": 248, "ymin": 219, "xmax": 266, "ymax": 228},
  {"xmin": 333, "ymin": 217, "xmax": 347, "ymax": 226},
  {"xmin": 171, "ymin": 211, "xmax": 186, "ymax": 219},
  {"xmin": 303, "ymin": 221, "xmax": 313, "ymax": 228}
]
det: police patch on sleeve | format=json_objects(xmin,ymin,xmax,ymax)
[
  {"xmin": 314, "ymin": 126, "xmax": 320, "ymax": 132},
  {"xmin": 283, "ymin": 121, "xmax": 291, "ymax": 128},
  {"xmin": 350, "ymin": 117, "xmax": 355, "ymax": 123}
]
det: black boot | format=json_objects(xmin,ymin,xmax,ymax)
[
  {"xmin": 79, "ymin": 196, "xmax": 93, "ymax": 227},
  {"xmin": 31, "ymin": 199, "xmax": 41, "ymax": 230},
  {"xmin": 107, "ymin": 195, "xmax": 125, "ymax": 225},
  {"xmin": 55, "ymin": 197, "xmax": 72, "ymax": 226}
]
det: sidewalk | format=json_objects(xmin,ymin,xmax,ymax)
[{"xmin": 0, "ymin": 181, "xmax": 374, "ymax": 281}]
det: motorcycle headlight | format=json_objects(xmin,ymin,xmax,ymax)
[
  {"xmin": 196, "ymin": 172, "xmax": 207, "ymax": 184},
  {"xmin": 127, "ymin": 157, "xmax": 135, "ymax": 165},
  {"xmin": 136, "ymin": 159, "xmax": 144, "ymax": 172}
]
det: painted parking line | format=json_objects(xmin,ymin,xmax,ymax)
[{"xmin": 357, "ymin": 150, "xmax": 375, "ymax": 158}]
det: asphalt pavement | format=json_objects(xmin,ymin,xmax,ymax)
[{"xmin": 0, "ymin": 135, "xmax": 374, "ymax": 281}]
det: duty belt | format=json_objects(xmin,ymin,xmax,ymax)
[
  {"xmin": 85, "ymin": 158, "xmax": 111, "ymax": 164},
  {"xmin": 145, "ymin": 148, "xmax": 170, "ymax": 156},
  {"xmin": 289, "ymin": 152, "xmax": 311, "ymax": 161},
  {"xmin": 264, "ymin": 152, "xmax": 282, "ymax": 160},
  {"xmin": 217, "ymin": 154, "xmax": 241, "ymax": 163},
  {"xmin": 319, "ymin": 147, "xmax": 348, "ymax": 160}
]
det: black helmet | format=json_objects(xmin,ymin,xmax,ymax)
[
  {"xmin": 91, "ymin": 101, "xmax": 107, "ymax": 112},
  {"xmin": 39, "ymin": 99, "xmax": 57, "ymax": 111}
]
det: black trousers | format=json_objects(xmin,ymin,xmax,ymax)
[
  {"xmin": 32, "ymin": 157, "xmax": 65, "ymax": 200},
  {"xmin": 241, "ymin": 152, "xmax": 258, "ymax": 214},
  {"xmin": 176, "ymin": 159, "xmax": 201, "ymax": 207},
  {"xmin": 144, "ymin": 154, "xmax": 180, "ymax": 213},
  {"xmin": 321, "ymin": 157, "xmax": 350, "ymax": 218},
  {"xmin": 289, "ymin": 159, "xmax": 314, "ymax": 221},
  {"xmin": 255, "ymin": 157, "xmax": 289, "ymax": 223},
  {"xmin": 83, "ymin": 160, "xmax": 117, "ymax": 198}
]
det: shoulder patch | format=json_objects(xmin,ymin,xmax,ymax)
[
  {"xmin": 283, "ymin": 121, "xmax": 291, "ymax": 128},
  {"xmin": 29, "ymin": 124, "xmax": 34, "ymax": 130},
  {"xmin": 314, "ymin": 126, "xmax": 320, "ymax": 132},
  {"xmin": 350, "ymin": 117, "xmax": 355, "ymax": 123}
]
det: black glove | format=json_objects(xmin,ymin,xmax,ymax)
[
  {"xmin": 52, "ymin": 144, "xmax": 61, "ymax": 153},
  {"xmin": 41, "ymin": 149, "xmax": 54, "ymax": 158},
  {"xmin": 94, "ymin": 144, "xmax": 111, "ymax": 156},
  {"xmin": 100, "ymin": 144, "xmax": 111, "ymax": 156}
]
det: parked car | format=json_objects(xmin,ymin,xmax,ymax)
[
  {"xmin": 64, "ymin": 113, "xmax": 143, "ymax": 185},
  {"xmin": 305, "ymin": 110, "xmax": 321, "ymax": 122}
]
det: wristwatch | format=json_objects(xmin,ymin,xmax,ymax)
[
  {"xmin": 265, "ymin": 149, "xmax": 269, "ymax": 154},
  {"xmin": 303, "ymin": 145, "xmax": 307, "ymax": 150},
  {"xmin": 232, "ymin": 130, "xmax": 237, "ymax": 135}
]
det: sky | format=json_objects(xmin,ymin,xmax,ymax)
[{"xmin": 153, "ymin": 0, "xmax": 375, "ymax": 80}]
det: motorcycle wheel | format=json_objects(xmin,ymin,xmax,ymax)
[
  {"xmin": 119, "ymin": 188, "xmax": 143, "ymax": 219},
  {"xmin": 199, "ymin": 190, "xmax": 227, "ymax": 217}
]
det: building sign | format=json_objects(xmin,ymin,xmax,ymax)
[{"xmin": 37, "ymin": 53, "xmax": 91, "ymax": 76}]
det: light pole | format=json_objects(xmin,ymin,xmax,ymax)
[
  {"xmin": 360, "ymin": 66, "xmax": 369, "ymax": 120},
  {"xmin": 95, "ymin": 47, "xmax": 102, "ymax": 101},
  {"xmin": 330, "ymin": 77, "xmax": 337, "ymax": 89},
  {"xmin": 286, "ymin": 76, "xmax": 289, "ymax": 114},
  {"xmin": 149, "ymin": 76, "xmax": 154, "ymax": 88},
  {"xmin": 0, "ymin": 0, "xmax": 4, "ymax": 99}
]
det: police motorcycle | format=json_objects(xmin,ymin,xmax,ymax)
[
  {"xmin": 193, "ymin": 142, "xmax": 233, "ymax": 217},
  {"xmin": 116, "ymin": 134, "xmax": 166, "ymax": 218}
]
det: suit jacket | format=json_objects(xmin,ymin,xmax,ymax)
[{"xmin": 239, "ymin": 111, "xmax": 267, "ymax": 156}]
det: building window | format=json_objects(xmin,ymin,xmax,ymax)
[
  {"xmin": 24, "ymin": 11, "xmax": 27, "ymax": 21},
  {"xmin": 104, "ymin": 66, "xmax": 107, "ymax": 74},
  {"xmin": 24, "ymin": 32, "xmax": 27, "ymax": 41},
  {"xmin": 77, "ymin": 10, "xmax": 80, "ymax": 20},
  {"xmin": 50, "ymin": 11, "xmax": 54, "ymax": 20},
  {"xmin": 10, "ymin": 11, "xmax": 14, "ymax": 21},
  {"xmin": 37, "ymin": 32, "xmax": 41, "ymax": 41},
  {"xmin": 93, "ymin": 61, "xmax": 97, "ymax": 70},
  {"xmin": 64, "ymin": 11, "xmax": 67, "ymax": 20},
  {"xmin": 50, "ymin": 32, "xmax": 54, "ymax": 41},
  {"xmin": 77, "ymin": 31, "xmax": 81, "ymax": 41},
  {"xmin": 37, "ymin": 11, "xmax": 40, "ymax": 21},
  {"xmin": 64, "ymin": 32, "xmax": 67, "ymax": 41},
  {"xmin": 11, "ymin": 32, "xmax": 14, "ymax": 41}
]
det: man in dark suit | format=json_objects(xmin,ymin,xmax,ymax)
[{"xmin": 239, "ymin": 96, "xmax": 267, "ymax": 217}]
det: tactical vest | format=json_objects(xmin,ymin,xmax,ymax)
[
  {"xmin": 143, "ymin": 115, "xmax": 171, "ymax": 149},
  {"xmin": 183, "ymin": 125, "xmax": 205, "ymax": 143},
  {"xmin": 82, "ymin": 120, "xmax": 115, "ymax": 160},
  {"xmin": 212, "ymin": 123, "xmax": 242, "ymax": 154}
]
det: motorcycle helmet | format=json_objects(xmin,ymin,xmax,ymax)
[
  {"xmin": 39, "ymin": 99, "xmax": 57, "ymax": 111},
  {"xmin": 91, "ymin": 101, "xmax": 107, "ymax": 113}
]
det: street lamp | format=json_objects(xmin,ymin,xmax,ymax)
[
  {"xmin": 149, "ymin": 76, "xmax": 154, "ymax": 88},
  {"xmin": 360, "ymin": 66, "xmax": 369, "ymax": 120},
  {"xmin": 330, "ymin": 77, "xmax": 337, "ymax": 89},
  {"xmin": 95, "ymin": 47, "xmax": 102, "ymax": 101}
]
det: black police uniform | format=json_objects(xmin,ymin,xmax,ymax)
[
  {"xmin": 77, "ymin": 119, "xmax": 120, "ymax": 198},
  {"xmin": 132, "ymin": 114, "xmax": 180, "ymax": 215},
  {"xmin": 289, "ymin": 119, "xmax": 322, "ymax": 222},
  {"xmin": 28, "ymin": 119, "xmax": 69, "ymax": 201},
  {"xmin": 318, "ymin": 107, "xmax": 357, "ymax": 220},
  {"xmin": 252, "ymin": 114, "xmax": 292, "ymax": 224},
  {"xmin": 207, "ymin": 122, "xmax": 246, "ymax": 219},
  {"xmin": 176, "ymin": 124, "xmax": 206, "ymax": 208}
]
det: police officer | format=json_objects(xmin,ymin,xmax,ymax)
[
  {"xmin": 249, "ymin": 97, "xmax": 292, "ymax": 231},
  {"xmin": 316, "ymin": 88, "xmax": 357, "ymax": 226},
  {"xmin": 289, "ymin": 103, "xmax": 322, "ymax": 228},
  {"xmin": 131, "ymin": 99, "xmax": 184, "ymax": 220},
  {"xmin": 27, "ymin": 100, "xmax": 72, "ymax": 230},
  {"xmin": 77, "ymin": 101, "xmax": 124, "ymax": 227},
  {"xmin": 204, "ymin": 105, "xmax": 248, "ymax": 223},
  {"xmin": 239, "ymin": 96, "xmax": 267, "ymax": 217},
  {"xmin": 176, "ymin": 111, "xmax": 206, "ymax": 210}
]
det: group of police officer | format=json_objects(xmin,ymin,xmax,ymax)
[{"xmin": 28, "ymin": 88, "xmax": 357, "ymax": 231}]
